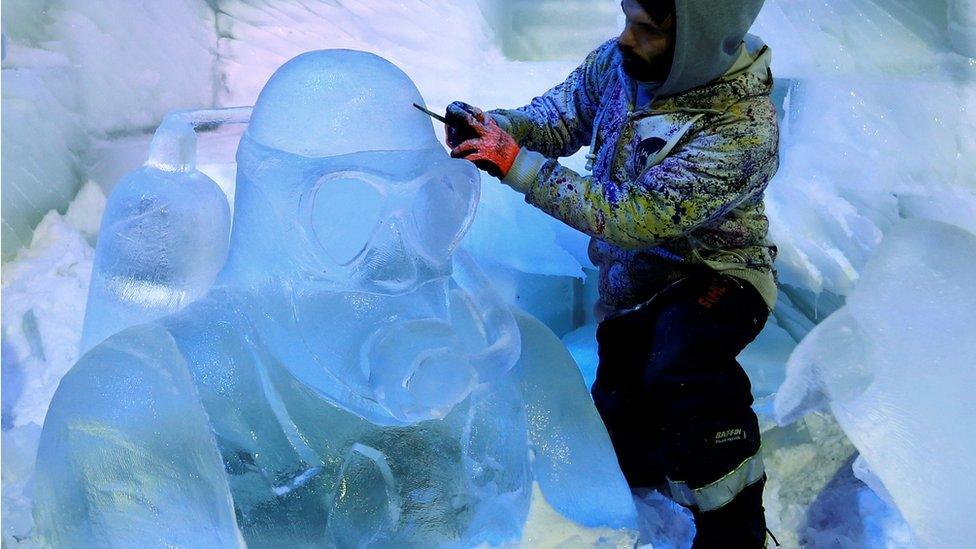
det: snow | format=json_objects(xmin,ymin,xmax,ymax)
[
  {"xmin": 2, "ymin": 184, "xmax": 103, "ymax": 429},
  {"xmin": 3, "ymin": 0, "xmax": 975, "ymax": 546},
  {"xmin": 2, "ymin": 184, "xmax": 103, "ymax": 544}
]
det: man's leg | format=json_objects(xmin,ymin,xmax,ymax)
[
  {"xmin": 592, "ymin": 307, "xmax": 668, "ymax": 489},
  {"xmin": 643, "ymin": 273, "xmax": 770, "ymax": 548}
]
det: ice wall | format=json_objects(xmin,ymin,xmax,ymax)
[
  {"xmin": 475, "ymin": 0, "xmax": 620, "ymax": 61},
  {"xmin": 1, "ymin": 0, "xmax": 217, "ymax": 259},
  {"xmin": 949, "ymin": 0, "xmax": 976, "ymax": 56},
  {"xmin": 750, "ymin": 0, "xmax": 976, "ymax": 341},
  {"xmin": 1, "ymin": 43, "xmax": 87, "ymax": 259}
]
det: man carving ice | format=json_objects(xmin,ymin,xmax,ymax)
[{"xmin": 447, "ymin": 0, "xmax": 778, "ymax": 546}]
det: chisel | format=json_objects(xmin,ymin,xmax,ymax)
[{"xmin": 413, "ymin": 103, "xmax": 452, "ymax": 126}]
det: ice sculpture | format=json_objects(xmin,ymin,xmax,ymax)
[
  {"xmin": 79, "ymin": 109, "xmax": 251, "ymax": 352},
  {"xmin": 34, "ymin": 49, "xmax": 637, "ymax": 547},
  {"xmin": 774, "ymin": 219, "xmax": 976, "ymax": 547}
]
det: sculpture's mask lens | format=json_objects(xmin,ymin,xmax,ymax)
[
  {"xmin": 303, "ymin": 171, "xmax": 385, "ymax": 266},
  {"xmin": 412, "ymin": 165, "xmax": 477, "ymax": 262}
]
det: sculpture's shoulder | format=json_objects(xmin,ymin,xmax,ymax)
[
  {"xmin": 158, "ymin": 289, "xmax": 286, "ymax": 448},
  {"xmin": 34, "ymin": 319, "xmax": 241, "ymax": 546},
  {"xmin": 45, "ymin": 321, "xmax": 200, "ymax": 425},
  {"xmin": 37, "ymin": 289, "xmax": 251, "ymax": 482}
]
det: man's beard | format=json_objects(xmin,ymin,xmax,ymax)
[{"xmin": 619, "ymin": 45, "xmax": 671, "ymax": 83}]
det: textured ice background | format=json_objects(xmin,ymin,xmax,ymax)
[{"xmin": 2, "ymin": 0, "xmax": 975, "ymax": 546}]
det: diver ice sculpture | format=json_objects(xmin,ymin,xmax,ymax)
[{"xmin": 34, "ymin": 50, "xmax": 637, "ymax": 547}]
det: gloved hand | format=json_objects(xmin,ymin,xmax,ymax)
[
  {"xmin": 444, "ymin": 101, "xmax": 482, "ymax": 148},
  {"xmin": 446, "ymin": 101, "xmax": 520, "ymax": 179}
]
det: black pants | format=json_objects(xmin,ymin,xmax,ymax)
[{"xmin": 592, "ymin": 271, "xmax": 769, "ymax": 547}]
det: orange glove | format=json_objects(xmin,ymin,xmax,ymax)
[{"xmin": 447, "ymin": 102, "xmax": 520, "ymax": 179}]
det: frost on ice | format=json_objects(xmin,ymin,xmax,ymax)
[
  {"xmin": 33, "ymin": 50, "xmax": 637, "ymax": 546},
  {"xmin": 775, "ymin": 219, "xmax": 976, "ymax": 547}
]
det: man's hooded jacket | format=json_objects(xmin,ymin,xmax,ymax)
[{"xmin": 490, "ymin": 0, "xmax": 778, "ymax": 316}]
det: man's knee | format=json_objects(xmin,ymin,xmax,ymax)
[{"xmin": 664, "ymin": 409, "xmax": 763, "ymax": 510}]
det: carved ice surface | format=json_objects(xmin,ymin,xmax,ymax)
[
  {"xmin": 775, "ymin": 219, "xmax": 976, "ymax": 547},
  {"xmin": 246, "ymin": 50, "xmax": 442, "ymax": 158},
  {"xmin": 34, "ymin": 49, "xmax": 637, "ymax": 547}
]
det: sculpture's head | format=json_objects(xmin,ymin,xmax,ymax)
[{"xmin": 227, "ymin": 49, "xmax": 480, "ymax": 294}]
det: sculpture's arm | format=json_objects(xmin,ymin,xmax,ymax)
[
  {"xmin": 33, "ymin": 324, "xmax": 243, "ymax": 548},
  {"xmin": 449, "ymin": 256, "xmax": 638, "ymax": 533},
  {"xmin": 510, "ymin": 309, "xmax": 638, "ymax": 533}
]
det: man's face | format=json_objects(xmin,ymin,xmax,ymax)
[{"xmin": 618, "ymin": 0, "xmax": 676, "ymax": 82}]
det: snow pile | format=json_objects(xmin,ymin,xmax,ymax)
[
  {"xmin": 761, "ymin": 413, "xmax": 917, "ymax": 548},
  {"xmin": 1, "ymin": 183, "xmax": 103, "ymax": 428},
  {"xmin": 1, "ymin": 183, "xmax": 105, "ymax": 545}
]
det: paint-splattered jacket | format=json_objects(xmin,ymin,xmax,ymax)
[{"xmin": 490, "ymin": 39, "xmax": 779, "ymax": 315}]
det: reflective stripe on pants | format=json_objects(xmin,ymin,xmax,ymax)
[{"xmin": 667, "ymin": 451, "xmax": 765, "ymax": 512}]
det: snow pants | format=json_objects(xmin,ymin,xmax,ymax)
[{"xmin": 592, "ymin": 270, "xmax": 769, "ymax": 547}]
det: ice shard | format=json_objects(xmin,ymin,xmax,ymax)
[{"xmin": 775, "ymin": 219, "xmax": 976, "ymax": 547}]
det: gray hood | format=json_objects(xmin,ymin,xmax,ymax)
[{"xmin": 657, "ymin": 0, "xmax": 766, "ymax": 97}]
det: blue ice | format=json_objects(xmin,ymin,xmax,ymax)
[{"xmin": 34, "ymin": 50, "xmax": 637, "ymax": 546}]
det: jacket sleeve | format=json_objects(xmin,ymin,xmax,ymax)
[
  {"xmin": 488, "ymin": 40, "xmax": 617, "ymax": 159},
  {"xmin": 506, "ymin": 97, "xmax": 780, "ymax": 250}
]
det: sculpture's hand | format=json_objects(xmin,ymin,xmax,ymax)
[
  {"xmin": 362, "ymin": 318, "xmax": 477, "ymax": 423},
  {"xmin": 449, "ymin": 250, "xmax": 521, "ymax": 381}
]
